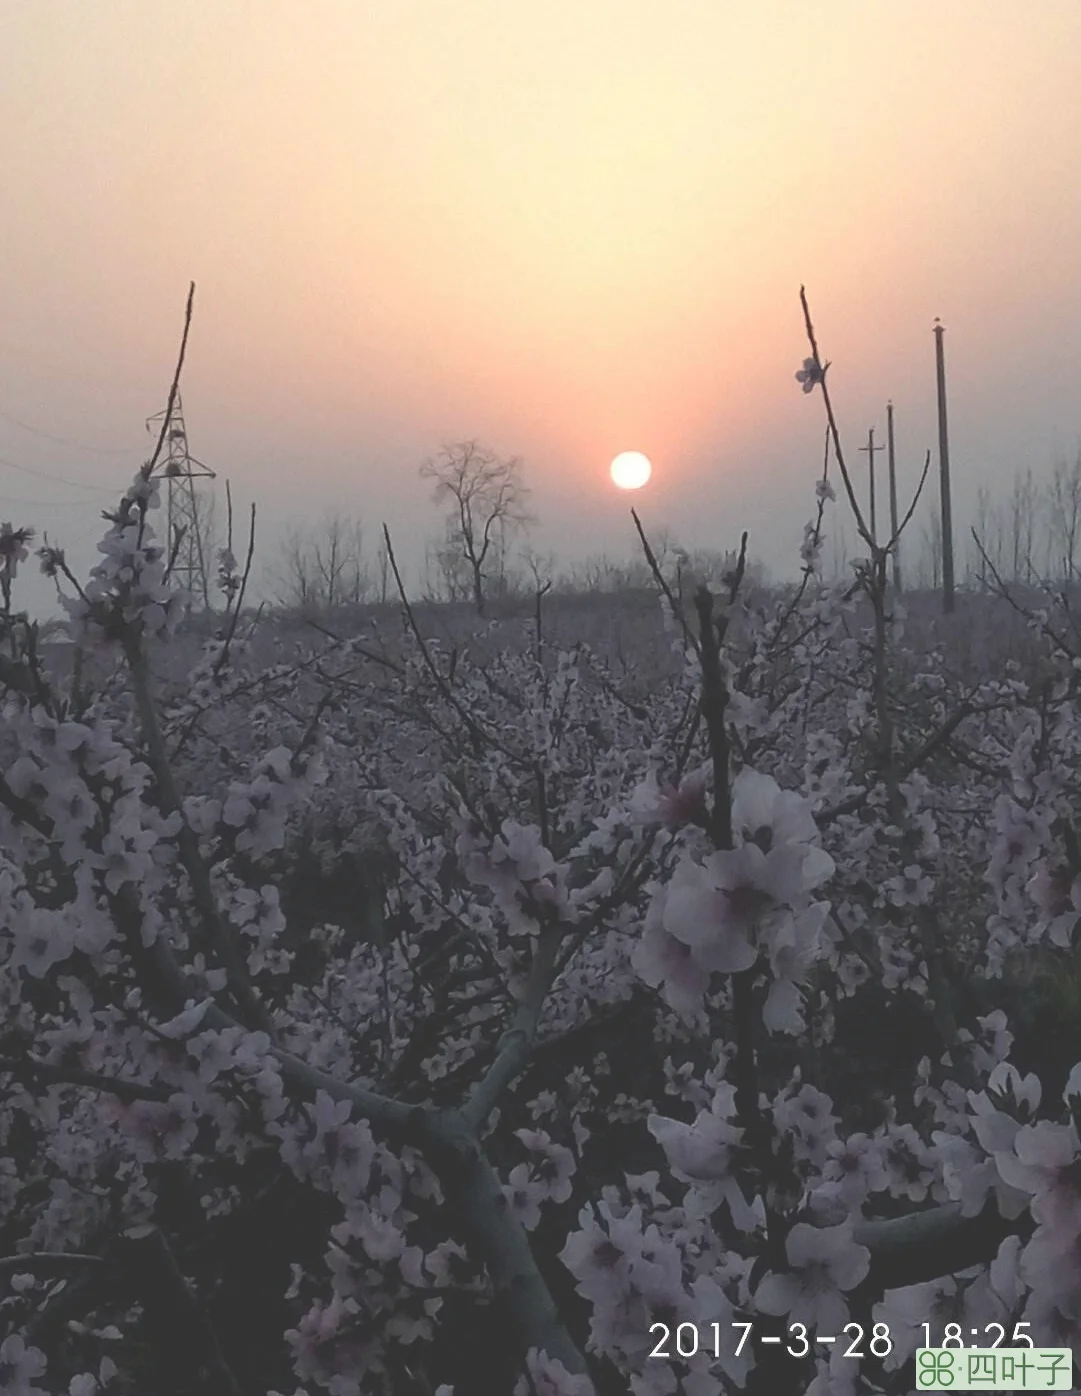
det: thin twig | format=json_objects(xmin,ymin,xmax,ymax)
[
  {"xmin": 771, "ymin": 427, "xmax": 833, "ymax": 649},
  {"xmin": 972, "ymin": 528, "xmax": 1077, "ymax": 659},
  {"xmin": 883, "ymin": 449, "xmax": 932, "ymax": 556},
  {"xmin": 630, "ymin": 507, "xmax": 700, "ymax": 655},
  {"xmin": 461, "ymin": 924, "xmax": 564, "ymax": 1130},
  {"xmin": 0, "ymin": 1056, "xmax": 171, "ymax": 1105},
  {"xmin": 123, "ymin": 637, "xmax": 278, "ymax": 1040},
  {"xmin": 213, "ymin": 498, "xmax": 257, "ymax": 679},
  {"xmin": 147, "ymin": 282, "xmax": 196, "ymax": 475},
  {"xmin": 799, "ymin": 286, "xmax": 874, "ymax": 553},
  {"xmin": 382, "ymin": 523, "xmax": 509, "ymax": 757},
  {"xmin": 0, "ymin": 1251, "xmax": 107, "ymax": 1275},
  {"xmin": 119, "ymin": 1223, "xmax": 244, "ymax": 1396}
]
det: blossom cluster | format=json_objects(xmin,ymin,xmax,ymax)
[{"xmin": 5, "ymin": 442, "xmax": 1081, "ymax": 1396}]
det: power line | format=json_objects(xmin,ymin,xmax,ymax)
[
  {"xmin": 0, "ymin": 496, "xmax": 107, "ymax": 509},
  {"xmin": 0, "ymin": 402, "xmax": 137, "ymax": 455},
  {"xmin": 0, "ymin": 451, "xmax": 120, "ymax": 494},
  {"xmin": 0, "ymin": 333, "xmax": 143, "ymax": 391}
]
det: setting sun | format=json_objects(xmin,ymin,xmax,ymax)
[{"xmin": 610, "ymin": 451, "xmax": 652, "ymax": 490}]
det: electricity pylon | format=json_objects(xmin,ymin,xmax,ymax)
[{"xmin": 145, "ymin": 394, "xmax": 215, "ymax": 607}]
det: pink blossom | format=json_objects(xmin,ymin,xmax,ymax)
[
  {"xmin": 763, "ymin": 901, "xmax": 830, "ymax": 1033},
  {"xmin": 872, "ymin": 1277, "xmax": 961, "ymax": 1371},
  {"xmin": 880, "ymin": 1120, "xmax": 937, "ymax": 1203},
  {"xmin": 772, "ymin": 1081, "xmax": 839, "ymax": 1168},
  {"xmin": 513, "ymin": 1349, "xmax": 596, "ymax": 1396},
  {"xmin": 815, "ymin": 477, "xmax": 836, "ymax": 503},
  {"xmin": 0, "ymin": 1333, "xmax": 48, "ymax": 1395},
  {"xmin": 663, "ymin": 843, "xmax": 805, "ymax": 973},
  {"xmin": 1027, "ymin": 861, "xmax": 1081, "ymax": 946},
  {"xmin": 817, "ymin": 1131, "xmax": 889, "ymax": 1210},
  {"xmin": 458, "ymin": 819, "xmax": 564, "ymax": 918},
  {"xmin": 560, "ymin": 1207, "xmax": 640, "ymax": 1305},
  {"xmin": 731, "ymin": 767, "xmax": 823, "ymax": 853},
  {"xmin": 795, "ymin": 357, "xmax": 824, "ymax": 393},
  {"xmin": 503, "ymin": 1161, "xmax": 544, "ymax": 1230},
  {"xmin": 515, "ymin": 1128, "xmax": 576, "ymax": 1203},
  {"xmin": 632, "ymin": 884, "xmax": 712, "ymax": 1016},
  {"xmin": 104, "ymin": 1092, "xmax": 200, "ymax": 1162},
  {"xmin": 806, "ymin": 1345, "xmax": 859, "ymax": 1396},
  {"xmin": 647, "ymin": 1099, "xmax": 760, "ymax": 1230},
  {"xmin": 1019, "ymin": 1220, "xmax": 1081, "ymax": 1318},
  {"xmin": 882, "ymin": 864, "xmax": 935, "ymax": 908},
  {"xmin": 627, "ymin": 766, "xmax": 709, "ymax": 829},
  {"xmin": 1028, "ymin": 862, "xmax": 1079, "ymax": 918},
  {"xmin": 800, "ymin": 521, "xmax": 824, "ymax": 568},
  {"xmin": 996, "ymin": 1120, "xmax": 1081, "ymax": 1229},
  {"xmin": 754, "ymin": 1221, "xmax": 870, "ymax": 1334},
  {"xmin": 984, "ymin": 1060, "xmax": 1042, "ymax": 1117},
  {"xmin": 0, "ymin": 521, "xmax": 34, "ymax": 566}
]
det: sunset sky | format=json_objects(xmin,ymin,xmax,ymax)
[{"xmin": 2, "ymin": 1, "xmax": 1080, "ymax": 613}]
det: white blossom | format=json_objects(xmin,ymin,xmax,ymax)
[{"xmin": 754, "ymin": 1221, "xmax": 870, "ymax": 1333}]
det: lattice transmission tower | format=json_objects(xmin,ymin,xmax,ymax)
[{"xmin": 145, "ymin": 394, "xmax": 216, "ymax": 607}]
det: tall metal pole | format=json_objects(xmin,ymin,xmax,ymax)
[
  {"xmin": 887, "ymin": 400, "xmax": 902, "ymax": 592},
  {"xmin": 859, "ymin": 427, "xmax": 885, "ymax": 546},
  {"xmin": 933, "ymin": 319, "xmax": 955, "ymax": 613}
]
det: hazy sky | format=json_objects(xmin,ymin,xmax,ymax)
[{"xmin": 2, "ymin": 1, "xmax": 1081, "ymax": 614}]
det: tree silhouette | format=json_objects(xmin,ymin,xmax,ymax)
[{"xmin": 420, "ymin": 441, "xmax": 534, "ymax": 615}]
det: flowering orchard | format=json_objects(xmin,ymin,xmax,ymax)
[{"xmin": 5, "ymin": 305, "xmax": 1081, "ymax": 1396}]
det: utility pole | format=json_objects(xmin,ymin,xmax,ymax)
[
  {"xmin": 886, "ymin": 400, "xmax": 902, "ymax": 592},
  {"xmin": 145, "ymin": 393, "xmax": 216, "ymax": 608},
  {"xmin": 859, "ymin": 427, "xmax": 885, "ymax": 546},
  {"xmin": 933, "ymin": 319, "xmax": 955, "ymax": 614}
]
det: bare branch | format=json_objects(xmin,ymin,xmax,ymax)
[
  {"xmin": 213, "ymin": 499, "xmax": 256, "ymax": 678},
  {"xmin": 0, "ymin": 1251, "xmax": 107, "ymax": 1276},
  {"xmin": 883, "ymin": 449, "xmax": 932, "ymax": 555},
  {"xmin": 799, "ymin": 286, "xmax": 875, "ymax": 553},
  {"xmin": 122, "ymin": 638, "xmax": 277, "ymax": 1040},
  {"xmin": 0, "ymin": 1056, "xmax": 172, "ymax": 1105},
  {"xmin": 631, "ymin": 507, "xmax": 700, "ymax": 655},
  {"xmin": 461, "ymin": 925, "xmax": 563, "ymax": 1131},
  {"xmin": 147, "ymin": 282, "xmax": 196, "ymax": 474},
  {"xmin": 382, "ymin": 523, "xmax": 511, "ymax": 758}
]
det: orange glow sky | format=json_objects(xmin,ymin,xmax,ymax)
[{"xmin": 2, "ymin": 0, "xmax": 1081, "ymax": 608}]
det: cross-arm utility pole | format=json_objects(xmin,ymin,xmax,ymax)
[
  {"xmin": 886, "ymin": 400, "xmax": 902, "ymax": 592},
  {"xmin": 859, "ymin": 427, "xmax": 885, "ymax": 546},
  {"xmin": 933, "ymin": 319, "xmax": 955, "ymax": 614}
]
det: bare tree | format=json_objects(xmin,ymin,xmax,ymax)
[
  {"xmin": 644, "ymin": 525, "xmax": 679, "ymax": 577},
  {"xmin": 969, "ymin": 485, "xmax": 994, "ymax": 588},
  {"xmin": 918, "ymin": 503, "xmax": 943, "ymax": 590},
  {"xmin": 1047, "ymin": 452, "xmax": 1081, "ymax": 583},
  {"xmin": 824, "ymin": 517, "xmax": 850, "ymax": 582},
  {"xmin": 374, "ymin": 534, "xmax": 391, "ymax": 606},
  {"xmin": 1006, "ymin": 466, "xmax": 1038, "ymax": 583},
  {"xmin": 185, "ymin": 485, "xmax": 220, "ymax": 612},
  {"xmin": 419, "ymin": 442, "xmax": 534, "ymax": 616},
  {"xmin": 421, "ymin": 534, "xmax": 471, "ymax": 604},
  {"xmin": 517, "ymin": 545, "xmax": 556, "ymax": 596},
  {"xmin": 560, "ymin": 553, "xmax": 653, "ymax": 593},
  {"xmin": 560, "ymin": 556, "xmax": 610, "ymax": 593},
  {"xmin": 271, "ymin": 510, "xmax": 370, "ymax": 615}
]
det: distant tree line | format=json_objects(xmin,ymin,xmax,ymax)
[
  {"xmin": 257, "ymin": 439, "xmax": 769, "ymax": 622},
  {"xmin": 822, "ymin": 450, "xmax": 1081, "ymax": 593}
]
